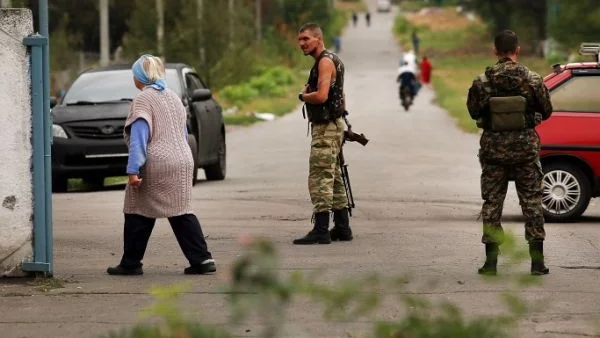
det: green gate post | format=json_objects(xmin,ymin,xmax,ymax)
[{"xmin": 21, "ymin": 0, "xmax": 53, "ymax": 275}]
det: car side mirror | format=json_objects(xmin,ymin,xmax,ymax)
[
  {"xmin": 50, "ymin": 97, "xmax": 58, "ymax": 108},
  {"xmin": 191, "ymin": 88, "xmax": 212, "ymax": 101}
]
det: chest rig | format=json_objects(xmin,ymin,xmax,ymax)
[{"xmin": 304, "ymin": 50, "xmax": 345, "ymax": 124}]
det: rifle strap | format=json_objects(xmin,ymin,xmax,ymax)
[{"xmin": 302, "ymin": 104, "xmax": 310, "ymax": 137}]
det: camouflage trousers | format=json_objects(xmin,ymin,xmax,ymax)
[
  {"xmin": 309, "ymin": 118, "xmax": 348, "ymax": 213},
  {"xmin": 480, "ymin": 160, "xmax": 546, "ymax": 244}
]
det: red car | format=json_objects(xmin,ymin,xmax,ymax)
[{"xmin": 537, "ymin": 44, "xmax": 600, "ymax": 221}]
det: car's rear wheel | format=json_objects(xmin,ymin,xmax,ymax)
[
  {"xmin": 188, "ymin": 134, "xmax": 199, "ymax": 185},
  {"xmin": 204, "ymin": 132, "xmax": 226, "ymax": 181},
  {"xmin": 542, "ymin": 162, "xmax": 591, "ymax": 222}
]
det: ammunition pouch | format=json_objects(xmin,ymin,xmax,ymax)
[
  {"xmin": 489, "ymin": 96, "xmax": 527, "ymax": 132},
  {"xmin": 305, "ymin": 103, "xmax": 343, "ymax": 124}
]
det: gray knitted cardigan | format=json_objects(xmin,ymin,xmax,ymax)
[{"xmin": 123, "ymin": 87, "xmax": 194, "ymax": 218}]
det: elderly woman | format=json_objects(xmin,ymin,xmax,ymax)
[{"xmin": 107, "ymin": 54, "xmax": 215, "ymax": 275}]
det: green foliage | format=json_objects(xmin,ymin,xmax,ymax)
[
  {"xmin": 219, "ymin": 67, "xmax": 297, "ymax": 105},
  {"xmin": 103, "ymin": 232, "xmax": 543, "ymax": 338},
  {"xmin": 121, "ymin": 0, "xmax": 160, "ymax": 59},
  {"xmin": 374, "ymin": 300, "xmax": 512, "ymax": 338},
  {"xmin": 548, "ymin": 0, "xmax": 600, "ymax": 51},
  {"xmin": 462, "ymin": 0, "xmax": 547, "ymax": 56},
  {"xmin": 49, "ymin": 14, "xmax": 81, "ymax": 72},
  {"xmin": 119, "ymin": 0, "xmax": 347, "ymax": 91},
  {"xmin": 394, "ymin": 15, "xmax": 414, "ymax": 35},
  {"xmin": 223, "ymin": 114, "xmax": 261, "ymax": 126},
  {"xmin": 227, "ymin": 238, "xmax": 525, "ymax": 338},
  {"xmin": 102, "ymin": 283, "xmax": 231, "ymax": 338}
]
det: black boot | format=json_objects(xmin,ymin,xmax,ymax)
[
  {"xmin": 530, "ymin": 241, "xmax": 550, "ymax": 275},
  {"xmin": 330, "ymin": 208, "xmax": 353, "ymax": 241},
  {"xmin": 293, "ymin": 212, "xmax": 332, "ymax": 245},
  {"xmin": 478, "ymin": 243, "xmax": 499, "ymax": 276},
  {"xmin": 107, "ymin": 265, "xmax": 143, "ymax": 275}
]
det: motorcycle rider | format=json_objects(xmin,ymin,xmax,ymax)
[{"xmin": 396, "ymin": 61, "xmax": 419, "ymax": 106}]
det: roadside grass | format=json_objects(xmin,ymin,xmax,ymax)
[
  {"xmin": 394, "ymin": 7, "xmax": 554, "ymax": 133},
  {"xmin": 66, "ymin": 177, "xmax": 126, "ymax": 192},
  {"xmin": 394, "ymin": 0, "xmax": 432, "ymax": 12},
  {"xmin": 337, "ymin": 0, "xmax": 368, "ymax": 12},
  {"xmin": 220, "ymin": 73, "xmax": 306, "ymax": 125}
]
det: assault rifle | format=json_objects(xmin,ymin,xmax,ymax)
[{"xmin": 339, "ymin": 111, "xmax": 368, "ymax": 216}]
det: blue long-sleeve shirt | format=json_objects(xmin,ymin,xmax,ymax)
[
  {"xmin": 126, "ymin": 118, "xmax": 189, "ymax": 175},
  {"xmin": 126, "ymin": 119, "xmax": 150, "ymax": 175}
]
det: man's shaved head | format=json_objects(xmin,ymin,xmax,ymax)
[{"xmin": 298, "ymin": 23, "xmax": 323, "ymax": 38}]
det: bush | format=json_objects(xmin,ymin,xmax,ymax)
[
  {"xmin": 104, "ymin": 236, "xmax": 536, "ymax": 338},
  {"xmin": 219, "ymin": 85, "xmax": 260, "ymax": 104},
  {"xmin": 219, "ymin": 66, "xmax": 298, "ymax": 104}
]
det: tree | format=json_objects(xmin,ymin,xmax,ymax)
[
  {"xmin": 462, "ymin": 0, "xmax": 547, "ymax": 55},
  {"xmin": 548, "ymin": 0, "xmax": 600, "ymax": 51}
]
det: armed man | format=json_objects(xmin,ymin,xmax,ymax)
[
  {"xmin": 467, "ymin": 30, "xmax": 553, "ymax": 276},
  {"xmin": 294, "ymin": 23, "xmax": 353, "ymax": 245}
]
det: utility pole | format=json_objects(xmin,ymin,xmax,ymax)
[
  {"xmin": 196, "ymin": 0, "xmax": 209, "ymax": 85},
  {"xmin": 99, "ymin": 0, "xmax": 110, "ymax": 66},
  {"xmin": 156, "ymin": 0, "xmax": 164, "ymax": 58},
  {"xmin": 255, "ymin": 0, "xmax": 261, "ymax": 43},
  {"xmin": 228, "ymin": 0, "xmax": 234, "ymax": 48},
  {"xmin": 197, "ymin": 0, "xmax": 204, "ymax": 60}
]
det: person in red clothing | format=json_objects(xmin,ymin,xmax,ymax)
[{"xmin": 420, "ymin": 56, "xmax": 432, "ymax": 84}]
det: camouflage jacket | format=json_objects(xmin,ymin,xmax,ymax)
[{"xmin": 466, "ymin": 58, "xmax": 553, "ymax": 164}]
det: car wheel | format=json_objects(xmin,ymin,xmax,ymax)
[
  {"xmin": 188, "ymin": 134, "xmax": 199, "ymax": 186},
  {"xmin": 52, "ymin": 175, "xmax": 68, "ymax": 193},
  {"xmin": 542, "ymin": 162, "xmax": 591, "ymax": 222},
  {"xmin": 204, "ymin": 132, "xmax": 226, "ymax": 181}
]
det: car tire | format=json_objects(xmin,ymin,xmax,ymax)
[
  {"xmin": 204, "ymin": 132, "xmax": 226, "ymax": 181},
  {"xmin": 52, "ymin": 175, "xmax": 68, "ymax": 193},
  {"xmin": 542, "ymin": 162, "xmax": 592, "ymax": 222},
  {"xmin": 188, "ymin": 134, "xmax": 199, "ymax": 186}
]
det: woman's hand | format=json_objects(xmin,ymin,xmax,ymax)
[{"xmin": 128, "ymin": 174, "xmax": 143, "ymax": 188}]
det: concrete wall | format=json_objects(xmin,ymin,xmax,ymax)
[{"xmin": 0, "ymin": 8, "xmax": 34, "ymax": 276}]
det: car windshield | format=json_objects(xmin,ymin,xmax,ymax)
[{"xmin": 63, "ymin": 69, "xmax": 181, "ymax": 105}]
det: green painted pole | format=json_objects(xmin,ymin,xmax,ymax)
[{"xmin": 39, "ymin": 0, "xmax": 53, "ymax": 275}]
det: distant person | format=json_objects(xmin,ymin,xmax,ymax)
[
  {"xmin": 396, "ymin": 61, "xmax": 419, "ymax": 102},
  {"xmin": 411, "ymin": 30, "xmax": 420, "ymax": 56},
  {"xmin": 333, "ymin": 36, "xmax": 341, "ymax": 53},
  {"xmin": 467, "ymin": 30, "xmax": 553, "ymax": 276},
  {"xmin": 107, "ymin": 54, "xmax": 216, "ymax": 276},
  {"xmin": 295, "ymin": 23, "xmax": 353, "ymax": 244},
  {"xmin": 352, "ymin": 12, "xmax": 358, "ymax": 27},
  {"xmin": 420, "ymin": 56, "xmax": 432, "ymax": 84},
  {"xmin": 365, "ymin": 12, "xmax": 371, "ymax": 27}
]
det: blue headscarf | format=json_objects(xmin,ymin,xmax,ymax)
[{"xmin": 132, "ymin": 54, "xmax": 167, "ymax": 91}]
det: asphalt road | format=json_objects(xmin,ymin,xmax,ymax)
[{"xmin": 2, "ymin": 1, "xmax": 600, "ymax": 337}]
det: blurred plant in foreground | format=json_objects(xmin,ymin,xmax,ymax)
[{"xmin": 103, "ymin": 232, "xmax": 542, "ymax": 338}]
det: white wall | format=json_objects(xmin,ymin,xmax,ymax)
[{"xmin": 0, "ymin": 8, "xmax": 34, "ymax": 276}]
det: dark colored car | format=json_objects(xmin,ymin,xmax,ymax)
[
  {"xmin": 537, "ymin": 44, "xmax": 600, "ymax": 221},
  {"xmin": 51, "ymin": 63, "xmax": 226, "ymax": 192}
]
